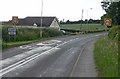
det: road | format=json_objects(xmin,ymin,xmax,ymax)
[{"xmin": 1, "ymin": 33, "xmax": 106, "ymax": 77}]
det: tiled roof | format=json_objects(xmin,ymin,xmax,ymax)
[{"xmin": 18, "ymin": 17, "xmax": 56, "ymax": 27}]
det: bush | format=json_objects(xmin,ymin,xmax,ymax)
[
  {"xmin": 108, "ymin": 26, "xmax": 120, "ymax": 41},
  {"xmin": 2, "ymin": 26, "xmax": 63, "ymax": 42},
  {"xmin": 42, "ymin": 28, "xmax": 63, "ymax": 37}
]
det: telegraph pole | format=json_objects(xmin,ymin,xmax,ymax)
[
  {"xmin": 40, "ymin": 0, "xmax": 43, "ymax": 37},
  {"xmin": 81, "ymin": 9, "xmax": 84, "ymax": 26},
  {"xmin": 87, "ymin": 8, "xmax": 92, "ymax": 24}
]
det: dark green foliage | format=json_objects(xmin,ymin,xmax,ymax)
[
  {"xmin": 101, "ymin": 14, "xmax": 107, "ymax": 25},
  {"xmin": 101, "ymin": 2, "xmax": 120, "ymax": 25},
  {"xmin": 60, "ymin": 19, "xmax": 100, "ymax": 24},
  {"xmin": 107, "ymin": 2, "xmax": 120, "ymax": 25},
  {"xmin": 2, "ymin": 41, "xmax": 7, "ymax": 49},
  {"xmin": 43, "ymin": 28, "xmax": 63, "ymax": 37}
]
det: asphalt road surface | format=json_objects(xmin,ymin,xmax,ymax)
[{"xmin": 1, "ymin": 33, "xmax": 107, "ymax": 77}]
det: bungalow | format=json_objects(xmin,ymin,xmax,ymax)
[{"xmin": 3, "ymin": 16, "xmax": 60, "ymax": 30}]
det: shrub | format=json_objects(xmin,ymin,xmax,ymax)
[
  {"xmin": 108, "ymin": 26, "xmax": 120, "ymax": 41},
  {"xmin": 2, "ymin": 26, "xmax": 63, "ymax": 42}
]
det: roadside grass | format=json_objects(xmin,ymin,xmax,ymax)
[
  {"xmin": 2, "ymin": 39, "xmax": 45, "ymax": 49},
  {"xmin": 61, "ymin": 24, "xmax": 108, "ymax": 32},
  {"xmin": 94, "ymin": 36, "xmax": 118, "ymax": 77}
]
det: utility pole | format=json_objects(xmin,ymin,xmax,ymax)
[
  {"xmin": 81, "ymin": 9, "xmax": 84, "ymax": 26},
  {"xmin": 87, "ymin": 9, "xmax": 88, "ymax": 24},
  {"xmin": 40, "ymin": 0, "xmax": 43, "ymax": 37},
  {"xmin": 87, "ymin": 8, "xmax": 92, "ymax": 24}
]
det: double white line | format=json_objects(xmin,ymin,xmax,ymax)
[
  {"xmin": 0, "ymin": 53, "xmax": 39, "ymax": 76},
  {"xmin": 0, "ymin": 38, "xmax": 81, "ymax": 76}
]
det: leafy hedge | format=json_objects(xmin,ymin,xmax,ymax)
[
  {"xmin": 108, "ymin": 26, "xmax": 120, "ymax": 41},
  {"xmin": 2, "ymin": 26, "xmax": 63, "ymax": 42}
]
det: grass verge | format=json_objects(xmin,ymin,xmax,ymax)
[
  {"xmin": 2, "ymin": 38, "xmax": 47, "ymax": 49},
  {"xmin": 94, "ymin": 36, "xmax": 118, "ymax": 77}
]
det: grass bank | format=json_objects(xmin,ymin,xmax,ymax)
[
  {"xmin": 2, "ymin": 38, "xmax": 47, "ymax": 49},
  {"xmin": 94, "ymin": 36, "xmax": 118, "ymax": 77}
]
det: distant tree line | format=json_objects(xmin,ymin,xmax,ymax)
[
  {"xmin": 101, "ymin": 1, "xmax": 120, "ymax": 25},
  {"xmin": 60, "ymin": 19, "xmax": 101, "ymax": 24}
]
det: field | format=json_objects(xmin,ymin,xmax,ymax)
[{"xmin": 60, "ymin": 24, "xmax": 108, "ymax": 32}]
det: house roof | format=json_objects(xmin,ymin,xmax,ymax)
[{"xmin": 18, "ymin": 17, "xmax": 56, "ymax": 27}]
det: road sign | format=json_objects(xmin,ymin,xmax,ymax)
[
  {"xmin": 12, "ymin": 16, "xmax": 18, "ymax": 24},
  {"xmin": 104, "ymin": 18, "xmax": 112, "ymax": 28},
  {"xmin": 8, "ymin": 31, "xmax": 16, "ymax": 35},
  {"xmin": 8, "ymin": 27, "xmax": 16, "ymax": 35},
  {"xmin": 8, "ymin": 27, "xmax": 16, "ymax": 32}
]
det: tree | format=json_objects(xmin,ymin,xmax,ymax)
[
  {"xmin": 101, "ymin": 1, "xmax": 120, "ymax": 25},
  {"xmin": 66, "ymin": 20, "xmax": 70, "ymax": 24},
  {"xmin": 89, "ymin": 19, "xmax": 94, "ymax": 23},
  {"xmin": 60, "ymin": 20, "xmax": 64, "ymax": 24},
  {"xmin": 107, "ymin": 2, "xmax": 120, "ymax": 25},
  {"xmin": 101, "ymin": 14, "xmax": 107, "ymax": 25},
  {"xmin": 101, "ymin": 0, "xmax": 110, "ymax": 12},
  {"xmin": 85, "ymin": 19, "xmax": 88, "ymax": 24}
]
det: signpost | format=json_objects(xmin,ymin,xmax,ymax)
[
  {"xmin": 104, "ymin": 18, "xmax": 112, "ymax": 28},
  {"xmin": 8, "ymin": 16, "xmax": 18, "ymax": 41},
  {"xmin": 8, "ymin": 27, "xmax": 16, "ymax": 35},
  {"xmin": 12, "ymin": 16, "xmax": 18, "ymax": 25}
]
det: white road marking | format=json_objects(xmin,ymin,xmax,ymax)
[
  {"xmin": 28, "ymin": 46, "xmax": 38, "ymax": 49},
  {"xmin": 1, "ymin": 46, "xmax": 52, "ymax": 68},
  {"xmin": 37, "ymin": 40, "xmax": 62, "ymax": 46},
  {"xmin": 0, "ymin": 47, "xmax": 60, "ymax": 76},
  {"xmin": 95, "ymin": 35, "xmax": 99, "ymax": 36},
  {"xmin": 51, "ymin": 40, "xmax": 61, "ymax": 43},
  {"xmin": 20, "ymin": 45, "xmax": 31, "ymax": 49}
]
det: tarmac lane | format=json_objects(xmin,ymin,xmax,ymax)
[{"xmin": 1, "ymin": 33, "xmax": 106, "ymax": 77}]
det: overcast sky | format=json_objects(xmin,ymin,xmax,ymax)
[{"xmin": 0, "ymin": 0, "xmax": 106, "ymax": 21}]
